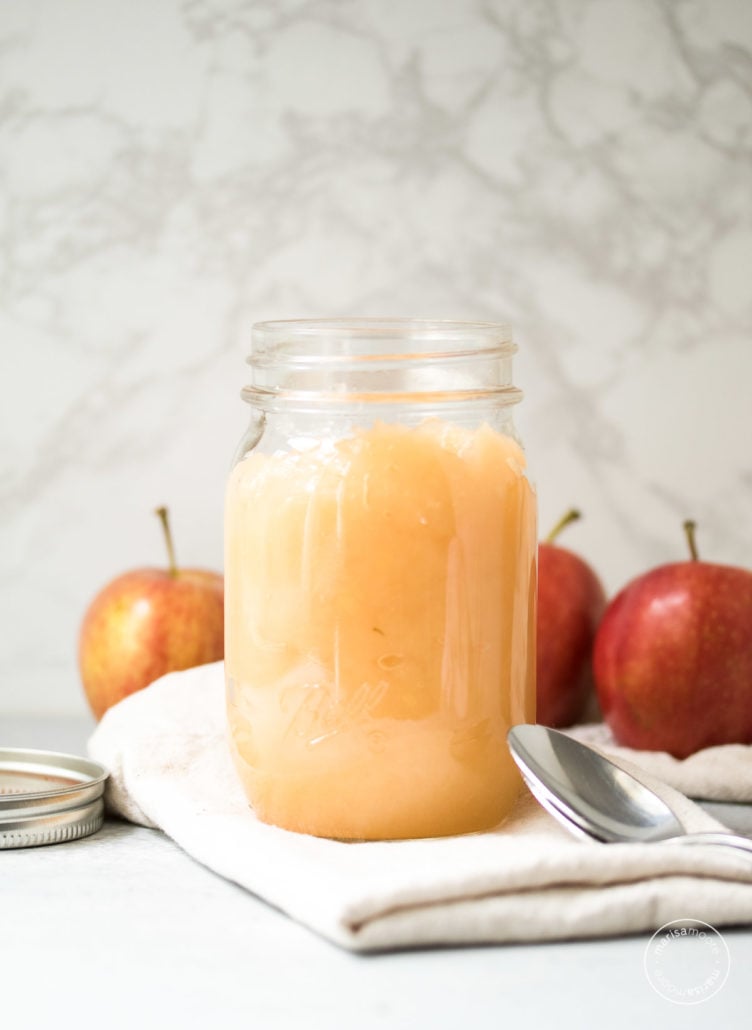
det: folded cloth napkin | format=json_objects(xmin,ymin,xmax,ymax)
[
  {"xmin": 568, "ymin": 724, "xmax": 752, "ymax": 803},
  {"xmin": 88, "ymin": 662, "xmax": 752, "ymax": 952}
]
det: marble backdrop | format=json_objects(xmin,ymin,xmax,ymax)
[{"xmin": 2, "ymin": 0, "xmax": 751, "ymax": 715}]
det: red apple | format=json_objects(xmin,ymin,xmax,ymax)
[
  {"xmin": 537, "ymin": 509, "xmax": 607, "ymax": 727},
  {"xmin": 593, "ymin": 520, "xmax": 752, "ymax": 758},
  {"xmin": 79, "ymin": 507, "xmax": 224, "ymax": 720}
]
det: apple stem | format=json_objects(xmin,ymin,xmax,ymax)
[
  {"xmin": 155, "ymin": 506, "xmax": 178, "ymax": 577},
  {"xmin": 683, "ymin": 519, "xmax": 699, "ymax": 561},
  {"xmin": 545, "ymin": 508, "xmax": 582, "ymax": 544}
]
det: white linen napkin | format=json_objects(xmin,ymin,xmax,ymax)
[
  {"xmin": 88, "ymin": 661, "xmax": 752, "ymax": 951},
  {"xmin": 568, "ymin": 723, "xmax": 752, "ymax": 803}
]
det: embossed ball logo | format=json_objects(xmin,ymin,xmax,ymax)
[{"xmin": 644, "ymin": 919, "xmax": 730, "ymax": 1004}]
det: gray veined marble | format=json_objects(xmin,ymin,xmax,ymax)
[{"xmin": 1, "ymin": 0, "xmax": 751, "ymax": 714}]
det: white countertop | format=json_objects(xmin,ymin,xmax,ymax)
[{"xmin": 3, "ymin": 716, "xmax": 752, "ymax": 1030}]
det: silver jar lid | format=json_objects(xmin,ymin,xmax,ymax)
[{"xmin": 0, "ymin": 747, "xmax": 108, "ymax": 849}]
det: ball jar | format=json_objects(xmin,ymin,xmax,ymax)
[{"xmin": 225, "ymin": 319, "xmax": 536, "ymax": 840}]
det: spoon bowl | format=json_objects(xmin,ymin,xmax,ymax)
[{"xmin": 507, "ymin": 724, "xmax": 752, "ymax": 856}]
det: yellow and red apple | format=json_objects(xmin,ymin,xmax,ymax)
[{"xmin": 79, "ymin": 507, "xmax": 224, "ymax": 720}]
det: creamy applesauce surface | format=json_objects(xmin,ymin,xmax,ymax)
[{"xmin": 225, "ymin": 419, "xmax": 536, "ymax": 840}]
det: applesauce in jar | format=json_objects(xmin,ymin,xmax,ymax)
[{"xmin": 225, "ymin": 320, "xmax": 536, "ymax": 840}]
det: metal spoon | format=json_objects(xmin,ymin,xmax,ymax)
[{"xmin": 507, "ymin": 724, "xmax": 752, "ymax": 855}]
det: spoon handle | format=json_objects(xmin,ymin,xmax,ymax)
[{"xmin": 671, "ymin": 832, "xmax": 752, "ymax": 855}]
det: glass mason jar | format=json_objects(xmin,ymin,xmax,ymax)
[{"xmin": 225, "ymin": 319, "xmax": 536, "ymax": 840}]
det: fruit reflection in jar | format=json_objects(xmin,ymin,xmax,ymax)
[{"xmin": 225, "ymin": 320, "xmax": 537, "ymax": 840}]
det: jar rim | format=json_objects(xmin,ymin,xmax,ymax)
[
  {"xmin": 250, "ymin": 318, "xmax": 514, "ymax": 362},
  {"xmin": 244, "ymin": 318, "xmax": 520, "ymax": 410}
]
